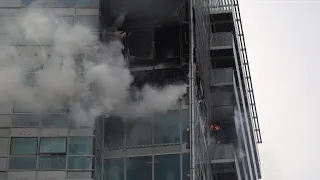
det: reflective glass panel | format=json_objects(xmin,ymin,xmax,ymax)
[
  {"xmin": 40, "ymin": 137, "xmax": 67, "ymax": 154},
  {"xmin": 38, "ymin": 156, "xmax": 66, "ymax": 170},
  {"xmin": 10, "ymin": 138, "xmax": 38, "ymax": 155},
  {"xmin": 9, "ymin": 157, "xmax": 37, "ymax": 169},
  {"xmin": 104, "ymin": 116, "xmax": 125, "ymax": 149},
  {"xmin": 23, "ymin": 0, "xmax": 74, "ymax": 7},
  {"xmin": 69, "ymin": 137, "xmax": 93, "ymax": 155},
  {"xmin": 42, "ymin": 114, "xmax": 69, "ymax": 127},
  {"xmin": 181, "ymin": 109, "xmax": 190, "ymax": 143},
  {"xmin": 68, "ymin": 156, "xmax": 93, "ymax": 169},
  {"xmin": 154, "ymin": 110, "xmax": 180, "ymax": 144},
  {"xmin": 126, "ymin": 118, "xmax": 152, "ymax": 147},
  {"xmin": 12, "ymin": 114, "xmax": 39, "ymax": 126},
  {"xmin": 126, "ymin": 156, "xmax": 152, "ymax": 180},
  {"xmin": 75, "ymin": 0, "xmax": 99, "ymax": 7},
  {"xmin": 182, "ymin": 153, "xmax": 190, "ymax": 180},
  {"xmin": 75, "ymin": 16, "xmax": 98, "ymax": 30},
  {"xmin": 154, "ymin": 154, "xmax": 180, "ymax": 180},
  {"xmin": 104, "ymin": 158, "xmax": 124, "ymax": 180}
]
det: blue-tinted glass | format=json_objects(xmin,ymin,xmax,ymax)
[
  {"xmin": 181, "ymin": 109, "xmax": 190, "ymax": 143},
  {"xmin": 155, "ymin": 154, "xmax": 181, "ymax": 180},
  {"xmin": 75, "ymin": 0, "xmax": 99, "ymax": 7},
  {"xmin": 23, "ymin": 0, "xmax": 74, "ymax": 7},
  {"xmin": 12, "ymin": 114, "xmax": 39, "ymax": 126},
  {"xmin": 104, "ymin": 158, "xmax": 124, "ymax": 180},
  {"xmin": 42, "ymin": 114, "xmax": 69, "ymax": 127},
  {"xmin": 9, "ymin": 157, "xmax": 37, "ymax": 169},
  {"xmin": 68, "ymin": 156, "xmax": 93, "ymax": 169},
  {"xmin": 126, "ymin": 118, "xmax": 152, "ymax": 147},
  {"xmin": 154, "ymin": 110, "xmax": 180, "ymax": 144},
  {"xmin": 75, "ymin": 16, "xmax": 99, "ymax": 30},
  {"xmin": 126, "ymin": 156, "xmax": 152, "ymax": 180},
  {"xmin": 182, "ymin": 153, "xmax": 190, "ymax": 180},
  {"xmin": 11, "ymin": 138, "xmax": 37, "ymax": 155},
  {"xmin": 104, "ymin": 117, "xmax": 125, "ymax": 149},
  {"xmin": 38, "ymin": 156, "xmax": 66, "ymax": 170},
  {"xmin": 40, "ymin": 137, "xmax": 67, "ymax": 154},
  {"xmin": 69, "ymin": 137, "xmax": 93, "ymax": 155}
]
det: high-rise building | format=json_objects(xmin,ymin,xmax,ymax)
[
  {"xmin": 0, "ymin": 1, "xmax": 100, "ymax": 180},
  {"xmin": 0, "ymin": 0, "xmax": 262, "ymax": 180}
]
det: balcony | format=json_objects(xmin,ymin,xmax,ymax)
[{"xmin": 210, "ymin": 32, "xmax": 233, "ymax": 50}]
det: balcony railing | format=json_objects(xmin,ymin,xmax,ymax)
[{"xmin": 210, "ymin": 32, "xmax": 233, "ymax": 50}]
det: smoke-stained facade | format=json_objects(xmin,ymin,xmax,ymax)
[
  {"xmin": 0, "ymin": 0, "xmax": 262, "ymax": 180},
  {"xmin": 99, "ymin": 0, "xmax": 262, "ymax": 180}
]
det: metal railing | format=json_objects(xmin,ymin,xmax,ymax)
[
  {"xmin": 209, "ymin": 0, "xmax": 233, "ymax": 12},
  {"xmin": 209, "ymin": 0, "xmax": 262, "ymax": 144}
]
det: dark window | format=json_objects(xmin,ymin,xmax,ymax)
[
  {"xmin": 126, "ymin": 156, "xmax": 152, "ymax": 180},
  {"xmin": 154, "ymin": 110, "xmax": 180, "ymax": 145},
  {"xmin": 104, "ymin": 117, "xmax": 125, "ymax": 149},
  {"xmin": 126, "ymin": 118, "xmax": 152, "ymax": 147},
  {"xmin": 10, "ymin": 138, "xmax": 37, "ymax": 155},
  {"xmin": 155, "ymin": 154, "xmax": 180, "ymax": 180},
  {"xmin": 104, "ymin": 158, "xmax": 124, "ymax": 180}
]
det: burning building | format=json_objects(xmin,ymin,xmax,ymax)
[{"xmin": 0, "ymin": 0, "xmax": 262, "ymax": 180}]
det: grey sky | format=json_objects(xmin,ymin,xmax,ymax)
[{"xmin": 240, "ymin": 0, "xmax": 320, "ymax": 179}]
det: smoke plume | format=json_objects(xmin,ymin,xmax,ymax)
[{"xmin": 0, "ymin": 7, "xmax": 186, "ymax": 126}]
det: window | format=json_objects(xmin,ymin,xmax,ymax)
[
  {"xmin": 181, "ymin": 109, "xmax": 190, "ymax": 143},
  {"xmin": 104, "ymin": 159, "xmax": 124, "ymax": 180},
  {"xmin": 155, "ymin": 154, "xmax": 180, "ymax": 180},
  {"xmin": 23, "ymin": 0, "xmax": 75, "ymax": 7},
  {"xmin": 0, "ymin": 172, "xmax": 6, "ymax": 179},
  {"xmin": 126, "ymin": 156, "xmax": 152, "ymax": 180},
  {"xmin": 40, "ymin": 137, "xmax": 67, "ymax": 154},
  {"xmin": 9, "ymin": 157, "xmax": 37, "ymax": 169},
  {"xmin": 41, "ymin": 114, "xmax": 69, "ymax": 127},
  {"xmin": 69, "ymin": 137, "xmax": 93, "ymax": 155},
  {"xmin": 182, "ymin": 153, "xmax": 190, "ymax": 180},
  {"xmin": 11, "ymin": 138, "xmax": 37, "ymax": 155},
  {"xmin": 154, "ymin": 110, "xmax": 180, "ymax": 145},
  {"xmin": 68, "ymin": 156, "xmax": 93, "ymax": 169},
  {"xmin": 104, "ymin": 116, "xmax": 125, "ymax": 149},
  {"xmin": 126, "ymin": 118, "xmax": 152, "ymax": 147},
  {"xmin": 75, "ymin": 0, "xmax": 99, "ymax": 7},
  {"xmin": 58, "ymin": 16, "xmax": 74, "ymax": 26},
  {"xmin": 75, "ymin": 16, "xmax": 99, "ymax": 31},
  {"xmin": 38, "ymin": 156, "xmax": 66, "ymax": 170},
  {"xmin": 12, "ymin": 114, "xmax": 39, "ymax": 126}
]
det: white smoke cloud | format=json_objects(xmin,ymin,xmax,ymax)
[{"xmin": 0, "ymin": 7, "xmax": 186, "ymax": 126}]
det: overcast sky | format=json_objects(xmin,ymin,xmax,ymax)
[{"xmin": 239, "ymin": 0, "xmax": 320, "ymax": 179}]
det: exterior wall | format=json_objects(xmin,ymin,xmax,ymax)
[{"xmin": 0, "ymin": 0, "xmax": 100, "ymax": 179}]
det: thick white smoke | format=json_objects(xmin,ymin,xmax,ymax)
[{"xmin": 0, "ymin": 7, "xmax": 186, "ymax": 126}]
